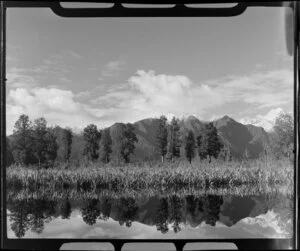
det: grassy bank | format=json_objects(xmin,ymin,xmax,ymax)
[{"xmin": 6, "ymin": 158, "xmax": 293, "ymax": 192}]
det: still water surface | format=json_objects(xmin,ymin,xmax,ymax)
[{"xmin": 7, "ymin": 190, "xmax": 293, "ymax": 239}]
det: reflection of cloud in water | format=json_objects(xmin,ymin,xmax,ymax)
[
  {"xmin": 7, "ymin": 209, "xmax": 290, "ymax": 239},
  {"xmin": 234, "ymin": 210, "xmax": 291, "ymax": 238}
]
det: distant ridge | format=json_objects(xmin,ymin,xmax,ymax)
[{"xmin": 129, "ymin": 115, "xmax": 270, "ymax": 161}]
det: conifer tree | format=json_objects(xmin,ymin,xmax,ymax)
[
  {"xmin": 11, "ymin": 114, "xmax": 34, "ymax": 165},
  {"xmin": 185, "ymin": 130, "xmax": 195, "ymax": 164},
  {"xmin": 166, "ymin": 117, "xmax": 181, "ymax": 161},
  {"xmin": 197, "ymin": 123, "xmax": 222, "ymax": 163},
  {"xmin": 62, "ymin": 128, "xmax": 73, "ymax": 163},
  {"xmin": 99, "ymin": 128, "xmax": 112, "ymax": 163},
  {"xmin": 156, "ymin": 115, "xmax": 168, "ymax": 163},
  {"xmin": 83, "ymin": 124, "xmax": 101, "ymax": 161},
  {"xmin": 121, "ymin": 124, "xmax": 138, "ymax": 163}
]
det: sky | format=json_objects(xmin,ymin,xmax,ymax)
[{"xmin": 6, "ymin": 6, "xmax": 293, "ymax": 134}]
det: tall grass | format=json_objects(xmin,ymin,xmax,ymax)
[{"xmin": 6, "ymin": 158, "xmax": 293, "ymax": 193}]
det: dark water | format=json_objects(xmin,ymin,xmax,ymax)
[{"xmin": 7, "ymin": 190, "xmax": 293, "ymax": 239}]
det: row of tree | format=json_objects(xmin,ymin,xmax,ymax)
[
  {"xmin": 7, "ymin": 112, "xmax": 294, "ymax": 167},
  {"xmin": 8, "ymin": 114, "xmax": 138, "ymax": 167},
  {"xmin": 82, "ymin": 122, "xmax": 138, "ymax": 164},
  {"xmin": 9, "ymin": 113, "xmax": 223, "ymax": 167},
  {"xmin": 156, "ymin": 116, "xmax": 224, "ymax": 164}
]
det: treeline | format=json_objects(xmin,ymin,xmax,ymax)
[
  {"xmin": 6, "ymin": 112, "xmax": 294, "ymax": 168},
  {"xmin": 156, "ymin": 116, "xmax": 228, "ymax": 164},
  {"xmin": 157, "ymin": 116, "xmax": 226, "ymax": 163},
  {"xmin": 6, "ymin": 114, "xmax": 227, "ymax": 168},
  {"xmin": 6, "ymin": 114, "xmax": 138, "ymax": 168}
]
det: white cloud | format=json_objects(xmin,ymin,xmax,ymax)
[
  {"xmin": 6, "ymin": 87, "xmax": 99, "ymax": 135},
  {"xmin": 74, "ymin": 91, "xmax": 91, "ymax": 99},
  {"xmin": 100, "ymin": 59, "xmax": 126, "ymax": 77},
  {"xmin": 210, "ymin": 69, "xmax": 293, "ymax": 109},
  {"xmin": 6, "ymin": 68, "xmax": 294, "ymax": 134},
  {"xmin": 92, "ymin": 68, "xmax": 293, "ymax": 124},
  {"xmin": 93, "ymin": 70, "xmax": 225, "ymax": 123}
]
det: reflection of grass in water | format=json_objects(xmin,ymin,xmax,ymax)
[
  {"xmin": 6, "ymin": 158, "xmax": 293, "ymax": 194},
  {"xmin": 7, "ymin": 182, "xmax": 293, "ymax": 202}
]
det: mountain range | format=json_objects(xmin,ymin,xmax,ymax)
[
  {"xmin": 129, "ymin": 115, "xmax": 270, "ymax": 161},
  {"xmin": 8, "ymin": 114, "xmax": 271, "ymax": 162}
]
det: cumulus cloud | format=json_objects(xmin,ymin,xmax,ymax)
[
  {"xmin": 74, "ymin": 91, "xmax": 91, "ymax": 99},
  {"xmin": 6, "ymin": 87, "xmax": 99, "ymax": 135},
  {"xmin": 93, "ymin": 70, "xmax": 225, "ymax": 123},
  {"xmin": 129, "ymin": 69, "xmax": 224, "ymax": 113},
  {"xmin": 92, "ymin": 69, "xmax": 293, "ymax": 124},
  {"xmin": 6, "ymin": 68, "xmax": 294, "ymax": 134}
]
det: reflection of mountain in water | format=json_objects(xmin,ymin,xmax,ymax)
[{"xmin": 7, "ymin": 192, "xmax": 293, "ymax": 238}]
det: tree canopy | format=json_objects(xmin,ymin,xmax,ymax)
[
  {"xmin": 270, "ymin": 113, "xmax": 294, "ymax": 158},
  {"xmin": 111, "ymin": 123, "xmax": 138, "ymax": 164},
  {"xmin": 184, "ymin": 130, "xmax": 196, "ymax": 164},
  {"xmin": 197, "ymin": 123, "xmax": 222, "ymax": 162},
  {"xmin": 166, "ymin": 117, "xmax": 181, "ymax": 161},
  {"xmin": 99, "ymin": 128, "xmax": 112, "ymax": 163},
  {"xmin": 83, "ymin": 124, "xmax": 101, "ymax": 161},
  {"xmin": 156, "ymin": 115, "xmax": 168, "ymax": 163}
]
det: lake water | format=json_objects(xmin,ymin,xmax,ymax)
[{"xmin": 6, "ymin": 190, "xmax": 293, "ymax": 239}]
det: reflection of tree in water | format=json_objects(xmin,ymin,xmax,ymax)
[
  {"xmin": 59, "ymin": 198, "xmax": 72, "ymax": 219},
  {"xmin": 99, "ymin": 196, "xmax": 112, "ymax": 221},
  {"xmin": 7, "ymin": 193, "xmax": 239, "ymax": 238},
  {"xmin": 8, "ymin": 198, "xmax": 57, "ymax": 238},
  {"xmin": 186, "ymin": 195, "xmax": 197, "ymax": 217},
  {"xmin": 117, "ymin": 197, "xmax": 138, "ymax": 227},
  {"xmin": 203, "ymin": 195, "xmax": 223, "ymax": 226},
  {"xmin": 155, "ymin": 198, "xmax": 169, "ymax": 234},
  {"xmin": 81, "ymin": 199, "xmax": 100, "ymax": 225},
  {"xmin": 9, "ymin": 200, "xmax": 31, "ymax": 238},
  {"xmin": 169, "ymin": 195, "xmax": 183, "ymax": 233}
]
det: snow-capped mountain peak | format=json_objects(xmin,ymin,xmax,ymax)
[{"xmin": 239, "ymin": 108, "xmax": 285, "ymax": 132}]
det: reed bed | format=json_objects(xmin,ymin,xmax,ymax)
[{"xmin": 6, "ymin": 158, "xmax": 293, "ymax": 193}]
